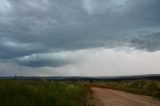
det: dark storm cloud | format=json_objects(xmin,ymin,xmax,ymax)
[
  {"xmin": 130, "ymin": 32, "xmax": 160, "ymax": 52},
  {"xmin": 15, "ymin": 57, "xmax": 71, "ymax": 68},
  {"xmin": 0, "ymin": 0, "xmax": 160, "ymax": 67},
  {"xmin": 14, "ymin": 52, "xmax": 76, "ymax": 67}
]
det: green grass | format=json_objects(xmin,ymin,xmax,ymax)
[
  {"xmin": 95, "ymin": 80, "xmax": 160, "ymax": 98},
  {"xmin": 0, "ymin": 80, "xmax": 86, "ymax": 106}
]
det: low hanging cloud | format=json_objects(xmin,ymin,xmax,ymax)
[
  {"xmin": 14, "ymin": 52, "xmax": 76, "ymax": 67},
  {"xmin": 2, "ymin": 47, "xmax": 158, "ymax": 76},
  {"xmin": 14, "ymin": 49, "xmax": 94, "ymax": 68}
]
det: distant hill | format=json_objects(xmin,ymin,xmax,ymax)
[{"xmin": 0, "ymin": 74, "xmax": 160, "ymax": 81}]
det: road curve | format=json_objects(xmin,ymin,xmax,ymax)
[{"xmin": 91, "ymin": 87, "xmax": 160, "ymax": 106}]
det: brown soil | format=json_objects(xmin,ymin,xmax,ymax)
[{"xmin": 90, "ymin": 87, "xmax": 160, "ymax": 106}]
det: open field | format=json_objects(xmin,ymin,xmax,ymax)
[
  {"xmin": 0, "ymin": 79, "xmax": 160, "ymax": 106},
  {"xmin": 0, "ymin": 80, "xmax": 86, "ymax": 106}
]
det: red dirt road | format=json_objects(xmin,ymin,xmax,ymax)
[{"xmin": 90, "ymin": 87, "xmax": 160, "ymax": 106}]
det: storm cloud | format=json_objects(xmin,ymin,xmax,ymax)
[
  {"xmin": 130, "ymin": 32, "xmax": 160, "ymax": 51},
  {"xmin": 0, "ymin": 0, "xmax": 160, "ymax": 75}
]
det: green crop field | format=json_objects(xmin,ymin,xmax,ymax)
[{"xmin": 0, "ymin": 80, "xmax": 86, "ymax": 106}]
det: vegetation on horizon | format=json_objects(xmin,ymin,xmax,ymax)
[{"xmin": 0, "ymin": 80, "xmax": 86, "ymax": 106}]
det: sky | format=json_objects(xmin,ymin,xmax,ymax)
[{"xmin": 0, "ymin": 0, "xmax": 160, "ymax": 76}]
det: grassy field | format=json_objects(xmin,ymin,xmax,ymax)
[
  {"xmin": 94, "ymin": 80, "xmax": 160, "ymax": 98},
  {"xmin": 1, "ymin": 79, "xmax": 159, "ymax": 106},
  {"xmin": 0, "ymin": 80, "xmax": 86, "ymax": 106}
]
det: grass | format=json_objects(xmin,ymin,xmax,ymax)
[
  {"xmin": 94, "ymin": 80, "xmax": 160, "ymax": 98},
  {"xmin": 0, "ymin": 80, "xmax": 86, "ymax": 106}
]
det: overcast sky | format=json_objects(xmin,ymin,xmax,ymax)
[{"xmin": 0, "ymin": 0, "xmax": 160, "ymax": 76}]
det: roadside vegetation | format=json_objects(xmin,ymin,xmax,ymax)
[
  {"xmin": 94, "ymin": 80, "xmax": 160, "ymax": 98},
  {"xmin": 0, "ymin": 80, "xmax": 86, "ymax": 106}
]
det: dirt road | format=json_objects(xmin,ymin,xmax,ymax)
[{"xmin": 90, "ymin": 87, "xmax": 160, "ymax": 106}]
